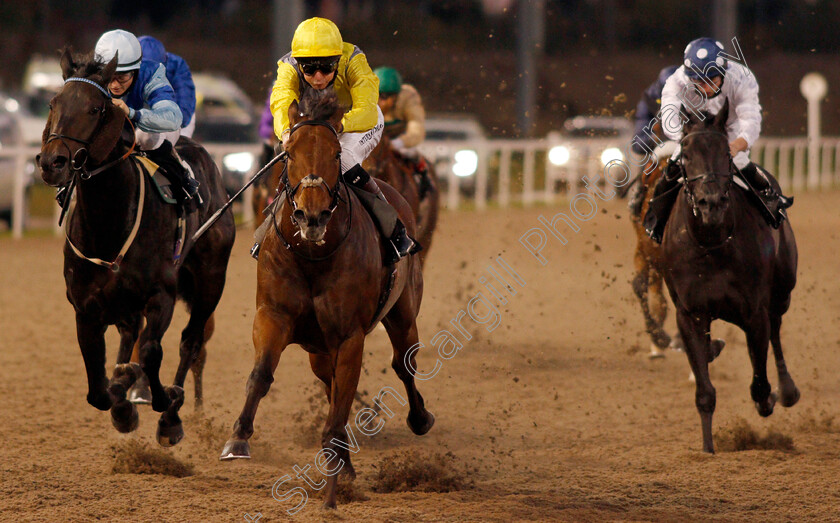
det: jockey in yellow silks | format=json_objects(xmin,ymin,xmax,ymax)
[{"xmin": 257, "ymin": 17, "xmax": 415, "ymax": 263}]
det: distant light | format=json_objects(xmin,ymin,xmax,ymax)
[
  {"xmin": 4, "ymin": 98, "xmax": 19, "ymax": 112},
  {"xmin": 223, "ymin": 152, "xmax": 254, "ymax": 173},
  {"xmin": 30, "ymin": 72, "xmax": 63, "ymax": 91},
  {"xmin": 452, "ymin": 149, "xmax": 478, "ymax": 177},
  {"xmin": 548, "ymin": 145, "xmax": 571, "ymax": 166},
  {"xmin": 600, "ymin": 147, "xmax": 624, "ymax": 166}
]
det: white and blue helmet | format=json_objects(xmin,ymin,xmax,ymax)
[
  {"xmin": 95, "ymin": 29, "xmax": 143, "ymax": 72},
  {"xmin": 683, "ymin": 37, "xmax": 726, "ymax": 80}
]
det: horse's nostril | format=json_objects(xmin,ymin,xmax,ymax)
[
  {"xmin": 292, "ymin": 209, "xmax": 305, "ymax": 223},
  {"xmin": 52, "ymin": 156, "xmax": 68, "ymax": 169},
  {"xmin": 318, "ymin": 210, "xmax": 332, "ymax": 226}
]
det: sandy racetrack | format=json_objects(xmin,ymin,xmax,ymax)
[{"xmin": 1, "ymin": 191, "xmax": 839, "ymax": 522}]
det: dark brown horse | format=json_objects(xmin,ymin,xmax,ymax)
[
  {"xmin": 37, "ymin": 49, "xmax": 235, "ymax": 446},
  {"xmin": 220, "ymin": 88, "xmax": 434, "ymax": 508},
  {"xmin": 363, "ymin": 135, "xmax": 439, "ymax": 266},
  {"xmin": 657, "ymin": 100, "xmax": 799, "ymax": 453}
]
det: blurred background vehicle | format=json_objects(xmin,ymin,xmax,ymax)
[
  {"xmin": 546, "ymin": 115, "xmax": 633, "ymax": 191},
  {"xmin": 418, "ymin": 113, "xmax": 487, "ymax": 196},
  {"xmin": 0, "ymin": 93, "xmax": 33, "ymax": 228},
  {"xmin": 19, "ymin": 55, "xmax": 62, "ymax": 147},
  {"xmin": 191, "ymin": 72, "xmax": 260, "ymax": 197}
]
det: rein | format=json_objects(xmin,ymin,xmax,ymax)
[
  {"xmin": 272, "ymin": 118, "xmax": 353, "ymax": 261},
  {"xmin": 65, "ymin": 158, "xmax": 145, "ymax": 272},
  {"xmin": 54, "ymin": 76, "xmax": 142, "ymax": 271},
  {"xmin": 47, "ymin": 77, "xmax": 136, "ymax": 182}
]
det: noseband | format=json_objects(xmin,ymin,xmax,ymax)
[
  {"xmin": 46, "ymin": 77, "xmax": 135, "ymax": 180},
  {"xmin": 274, "ymin": 118, "xmax": 352, "ymax": 261}
]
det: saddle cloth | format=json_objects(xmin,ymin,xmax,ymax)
[{"xmin": 132, "ymin": 155, "xmax": 178, "ymax": 205}]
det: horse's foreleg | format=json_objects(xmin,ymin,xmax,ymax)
[
  {"xmin": 632, "ymin": 251, "xmax": 668, "ymax": 357},
  {"xmin": 173, "ymin": 303, "xmax": 216, "ymax": 410},
  {"xmin": 309, "ymin": 352, "xmax": 334, "ymax": 402},
  {"xmin": 220, "ymin": 309, "xmax": 291, "ymax": 460},
  {"xmin": 770, "ymin": 314, "xmax": 799, "ymax": 407},
  {"xmin": 676, "ymin": 309, "xmax": 716, "ymax": 453},
  {"xmin": 383, "ymin": 310, "xmax": 435, "ymax": 436},
  {"xmin": 121, "ymin": 316, "xmax": 152, "ymax": 405},
  {"xmin": 648, "ymin": 269, "xmax": 672, "ymax": 347},
  {"xmin": 75, "ymin": 313, "xmax": 111, "ymax": 411},
  {"xmin": 745, "ymin": 314, "xmax": 776, "ymax": 418},
  {"xmin": 322, "ymin": 331, "xmax": 365, "ymax": 509}
]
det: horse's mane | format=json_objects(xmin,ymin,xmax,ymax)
[
  {"xmin": 63, "ymin": 48, "xmax": 109, "ymax": 83},
  {"xmin": 299, "ymin": 88, "xmax": 345, "ymax": 122}
]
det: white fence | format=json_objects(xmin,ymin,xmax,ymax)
[
  {"xmin": 422, "ymin": 136, "xmax": 840, "ymax": 210},
  {"xmin": 4, "ymin": 137, "xmax": 840, "ymax": 237}
]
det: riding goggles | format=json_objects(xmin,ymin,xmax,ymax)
[{"xmin": 298, "ymin": 57, "xmax": 340, "ymax": 76}]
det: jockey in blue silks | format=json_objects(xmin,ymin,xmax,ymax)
[
  {"xmin": 138, "ymin": 35, "xmax": 197, "ymax": 139},
  {"xmin": 95, "ymin": 29, "xmax": 199, "ymax": 200}
]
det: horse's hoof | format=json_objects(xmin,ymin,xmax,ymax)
[
  {"xmin": 780, "ymin": 386, "xmax": 800, "ymax": 408},
  {"xmin": 87, "ymin": 391, "xmax": 113, "ymax": 411},
  {"xmin": 128, "ymin": 375, "xmax": 152, "ymax": 405},
  {"xmin": 652, "ymin": 331, "xmax": 671, "ymax": 349},
  {"xmin": 111, "ymin": 400, "xmax": 139, "ymax": 433},
  {"xmin": 756, "ymin": 392, "xmax": 777, "ymax": 418},
  {"xmin": 669, "ymin": 336, "xmax": 685, "ymax": 352},
  {"xmin": 407, "ymin": 410, "xmax": 435, "ymax": 435},
  {"xmin": 156, "ymin": 417, "xmax": 184, "ymax": 447},
  {"xmin": 648, "ymin": 345, "xmax": 666, "ymax": 359},
  {"xmin": 219, "ymin": 438, "xmax": 251, "ymax": 460},
  {"xmin": 710, "ymin": 339, "xmax": 725, "ymax": 361}
]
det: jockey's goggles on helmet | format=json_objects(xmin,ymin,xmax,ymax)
[{"xmin": 298, "ymin": 57, "xmax": 340, "ymax": 76}]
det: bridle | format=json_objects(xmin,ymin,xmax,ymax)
[
  {"xmin": 48, "ymin": 77, "xmax": 141, "ymax": 272},
  {"xmin": 273, "ymin": 118, "xmax": 352, "ymax": 261},
  {"xmin": 679, "ymin": 130, "xmax": 736, "ymax": 249},
  {"xmin": 679, "ymin": 130, "xmax": 735, "ymax": 212},
  {"xmin": 46, "ymin": 76, "xmax": 136, "ymax": 181}
]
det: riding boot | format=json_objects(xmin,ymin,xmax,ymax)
[
  {"xmin": 343, "ymin": 164, "xmax": 418, "ymax": 264},
  {"xmin": 642, "ymin": 159, "xmax": 683, "ymax": 243},
  {"xmin": 146, "ymin": 140, "xmax": 200, "ymax": 201},
  {"xmin": 737, "ymin": 162, "xmax": 793, "ymax": 228}
]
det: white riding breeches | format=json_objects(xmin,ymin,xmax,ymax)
[
  {"xmin": 181, "ymin": 114, "xmax": 195, "ymax": 139},
  {"xmin": 339, "ymin": 106, "xmax": 384, "ymax": 174},
  {"xmin": 135, "ymin": 127, "xmax": 181, "ymax": 151}
]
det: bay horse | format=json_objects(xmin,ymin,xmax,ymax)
[
  {"xmin": 363, "ymin": 135, "xmax": 439, "ymax": 266},
  {"xmin": 658, "ymin": 99, "xmax": 799, "ymax": 453},
  {"xmin": 220, "ymin": 88, "xmax": 434, "ymax": 509},
  {"xmin": 37, "ymin": 49, "xmax": 235, "ymax": 446},
  {"xmin": 630, "ymin": 152, "xmax": 675, "ymax": 358}
]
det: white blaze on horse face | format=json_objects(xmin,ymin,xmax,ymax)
[{"xmin": 300, "ymin": 176, "xmax": 325, "ymax": 188}]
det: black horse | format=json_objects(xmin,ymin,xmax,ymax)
[
  {"xmin": 37, "ymin": 48, "xmax": 235, "ymax": 446},
  {"xmin": 657, "ymin": 99, "xmax": 799, "ymax": 453}
]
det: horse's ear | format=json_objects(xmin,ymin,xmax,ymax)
[
  {"xmin": 100, "ymin": 53, "xmax": 119, "ymax": 86},
  {"xmin": 713, "ymin": 98, "xmax": 729, "ymax": 131},
  {"xmin": 288, "ymin": 100, "xmax": 301, "ymax": 127},
  {"xmin": 59, "ymin": 46, "xmax": 76, "ymax": 80},
  {"xmin": 681, "ymin": 104, "xmax": 698, "ymax": 127}
]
